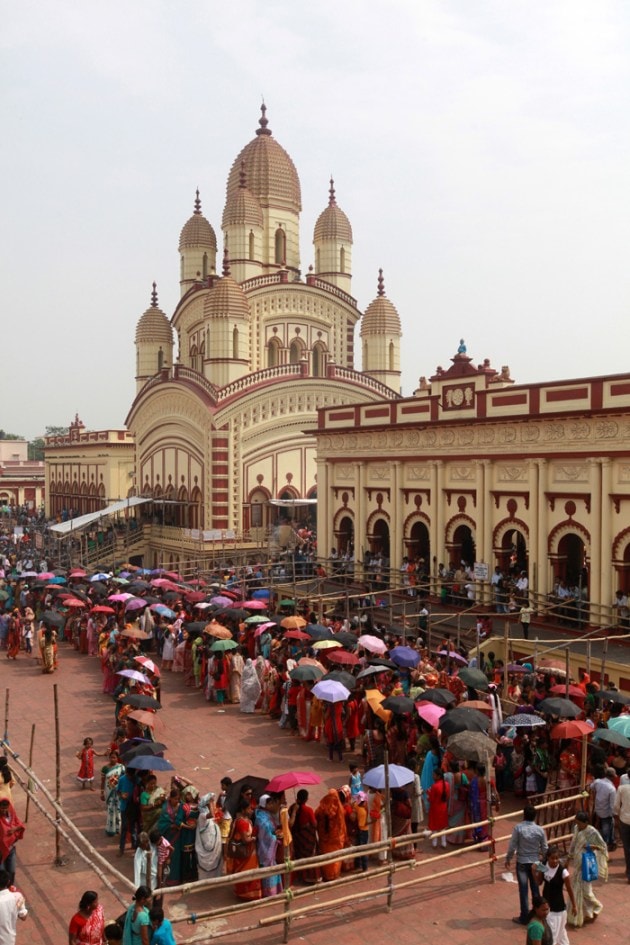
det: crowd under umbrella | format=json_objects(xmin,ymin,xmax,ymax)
[
  {"xmin": 367, "ymin": 658, "xmax": 398, "ymax": 671},
  {"xmin": 416, "ymin": 701, "xmax": 445, "ymax": 728},
  {"xmin": 206, "ymin": 622, "xmax": 233, "ymax": 640},
  {"xmin": 357, "ymin": 634, "xmax": 387, "ymax": 655},
  {"xmin": 134, "ymin": 656, "xmax": 160, "ymax": 676},
  {"xmin": 126, "ymin": 755, "xmax": 175, "ymax": 772},
  {"xmin": 120, "ymin": 694, "xmax": 161, "ymax": 711},
  {"xmin": 459, "ymin": 668, "xmax": 490, "ymax": 692},
  {"xmin": 537, "ymin": 697, "xmax": 582, "ymax": 719},
  {"xmin": 592, "ymin": 728, "xmax": 630, "ymax": 749},
  {"xmin": 437, "ymin": 649, "xmax": 469, "ymax": 665},
  {"xmin": 333, "ymin": 631, "xmax": 358, "ymax": 649},
  {"xmin": 447, "ymin": 731, "xmax": 497, "ymax": 765},
  {"xmin": 550, "ymin": 720, "xmax": 593, "ymax": 740},
  {"xmin": 549, "ymin": 684, "xmax": 585, "ymax": 702},
  {"xmin": 210, "ymin": 639, "xmax": 238, "ymax": 652},
  {"xmin": 502, "ymin": 713, "xmax": 546, "ymax": 728},
  {"xmin": 117, "ymin": 669, "xmax": 151, "ymax": 684},
  {"xmin": 224, "ymin": 776, "xmax": 269, "ymax": 817},
  {"xmin": 41, "ymin": 611, "xmax": 65, "ymax": 628},
  {"xmin": 326, "ymin": 650, "xmax": 360, "ymax": 667},
  {"xmin": 312, "ymin": 680, "xmax": 350, "ymax": 703},
  {"xmin": 265, "ymin": 771, "xmax": 322, "ymax": 793},
  {"xmin": 356, "ymin": 665, "xmax": 385, "ymax": 681},
  {"xmin": 460, "ymin": 700, "xmax": 494, "ymax": 715},
  {"xmin": 283, "ymin": 629, "xmax": 313, "ymax": 642},
  {"xmin": 596, "ymin": 690, "xmax": 630, "ymax": 706},
  {"xmin": 439, "ymin": 707, "xmax": 491, "ymax": 736},
  {"xmin": 119, "ymin": 741, "xmax": 167, "ymax": 762},
  {"xmin": 507, "ymin": 663, "xmax": 531, "ymax": 674},
  {"xmin": 290, "ymin": 664, "xmax": 324, "ymax": 682},
  {"xmin": 413, "ymin": 688, "xmax": 456, "ymax": 708},
  {"xmin": 382, "ymin": 695, "xmax": 415, "ymax": 715}
]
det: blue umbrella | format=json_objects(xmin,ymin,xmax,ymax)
[
  {"xmin": 252, "ymin": 588, "xmax": 271, "ymax": 599},
  {"xmin": 126, "ymin": 755, "xmax": 174, "ymax": 771},
  {"xmin": 363, "ymin": 764, "xmax": 415, "ymax": 790},
  {"xmin": 91, "ymin": 572, "xmax": 111, "ymax": 582},
  {"xmin": 390, "ymin": 646, "xmax": 420, "ymax": 668},
  {"xmin": 49, "ymin": 576, "xmax": 67, "ymax": 584},
  {"xmin": 305, "ymin": 623, "xmax": 334, "ymax": 641},
  {"xmin": 152, "ymin": 604, "xmax": 176, "ymax": 619}
]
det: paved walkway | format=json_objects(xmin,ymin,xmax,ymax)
[{"xmin": 2, "ymin": 646, "xmax": 628, "ymax": 944}]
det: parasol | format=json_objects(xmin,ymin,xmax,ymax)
[
  {"xmin": 537, "ymin": 697, "xmax": 581, "ymax": 719},
  {"xmin": 210, "ymin": 639, "xmax": 238, "ymax": 652},
  {"xmin": 595, "ymin": 690, "xmax": 630, "ymax": 706},
  {"xmin": 607, "ymin": 716, "xmax": 630, "ymax": 738},
  {"xmin": 460, "ymin": 700, "xmax": 494, "ymax": 715},
  {"xmin": 281, "ymin": 616, "xmax": 307, "ymax": 630},
  {"xmin": 357, "ymin": 634, "xmax": 387, "ymax": 655},
  {"xmin": 550, "ymin": 720, "xmax": 593, "ymax": 740},
  {"xmin": 134, "ymin": 656, "xmax": 160, "ymax": 676},
  {"xmin": 363, "ymin": 764, "xmax": 414, "ymax": 790},
  {"xmin": 41, "ymin": 611, "xmax": 65, "ymax": 628},
  {"xmin": 304, "ymin": 623, "xmax": 334, "ymax": 641},
  {"xmin": 128, "ymin": 709, "xmax": 163, "ymax": 730},
  {"xmin": 108, "ymin": 593, "xmax": 134, "ymax": 602},
  {"xmin": 120, "ymin": 627, "xmax": 152, "ymax": 641},
  {"xmin": 447, "ymin": 731, "xmax": 497, "ymax": 764},
  {"xmin": 364, "ymin": 689, "xmax": 392, "ymax": 723},
  {"xmin": 120, "ymin": 694, "xmax": 161, "ymax": 710},
  {"xmin": 125, "ymin": 598, "xmax": 148, "ymax": 611},
  {"xmin": 459, "ymin": 668, "xmax": 490, "ymax": 692},
  {"xmin": 63, "ymin": 598, "xmax": 87, "ymax": 608},
  {"xmin": 206, "ymin": 621, "xmax": 233, "ymax": 639},
  {"xmin": 312, "ymin": 680, "xmax": 351, "ymax": 703},
  {"xmin": 439, "ymin": 707, "xmax": 490, "ymax": 736},
  {"xmin": 591, "ymin": 728, "xmax": 630, "ymax": 749},
  {"xmin": 416, "ymin": 701, "xmax": 445, "ymax": 728},
  {"xmin": 389, "ymin": 646, "xmax": 421, "ymax": 668},
  {"xmin": 290, "ymin": 665, "xmax": 324, "ymax": 682},
  {"xmin": 382, "ymin": 695, "xmax": 415, "ymax": 715},
  {"xmin": 436, "ymin": 649, "xmax": 468, "ymax": 665},
  {"xmin": 311, "ymin": 639, "xmax": 342, "ymax": 650},
  {"xmin": 265, "ymin": 772, "xmax": 322, "ymax": 793},
  {"xmin": 242, "ymin": 600, "xmax": 268, "ymax": 610},
  {"xmin": 117, "ymin": 669, "xmax": 151, "ymax": 683},
  {"xmin": 284, "ymin": 629, "xmax": 311, "ymax": 641},
  {"xmin": 90, "ymin": 605, "xmax": 116, "ymax": 615},
  {"xmin": 416, "ymin": 688, "xmax": 456, "ymax": 708},
  {"xmin": 126, "ymin": 755, "xmax": 174, "ymax": 771},
  {"xmin": 224, "ymin": 776, "xmax": 270, "ymax": 817},
  {"xmin": 119, "ymin": 741, "xmax": 167, "ymax": 761},
  {"xmin": 326, "ymin": 650, "xmax": 360, "ymax": 666},
  {"xmin": 356, "ymin": 665, "xmax": 386, "ymax": 680},
  {"xmin": 502, "ymin": 713, "xmax": 546, "ymax": 728},
  {"xmin": 321, "ymin": 670, "xmax": 356, "ymax": 690}
]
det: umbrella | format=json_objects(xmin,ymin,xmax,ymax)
[
  {"xmin": 321, "ymin": 671, "xmax": 356, "ymax": 690},
  {"xmin": 537, "ymin": 697, "xmax": 582, "ymax": 719},
  {"xmin": 595, "ymin": 690, "xmax": 630, "ymax": 706},
  {"xmin": 311, "ymin": 639, "xmax": 342, "ymax": 650},
  {"xmin": 0, "ymin": 589, "xmax": 10, "ymax": 601},
  {"xmin": 37, "ymin": 572, "xmax": 55, "ymax": 580},
  {"xmin": 439, "ymin": 707, "xmax": 490, "ymax": 736},
  {"xmin": 284, "ymin": 629, "xmax": 311, "ymax": 641},
  {"xmin": 117, "ymin": 669, "xmax": 151, "ymax": 683},
  {"xmin": 332, "ymin": 632, "xmax": 357, "ymax": 648},
  {"xmin": 89, "ymin": 581, "xmax": 108, "ymax": 596},
  {"xmin": 120, "ymin": 627, "xmax": 152, "ymax": 641},
  {"xmin": 607, "ymin": 716, "xmax": 630, "ymax": 738},
  {"xmin": 183, "ymin": 622, "xmax": 207, "ymax": 635},
  {"xmin": 120, "ymin": 694, "xmax": 161, "ymax": 710},
  {"xmin": 242, "ymin": 600, "xmax": 268, "ymax": 610},
  {"xmin": 550, "ymin": 721, "xmax": 593, "ymax": 740},
  {"xmin": 125, "ymin": 598, "xmax": 148, "ymax": 611},
  {"xmin": 502, "ymin": 713, "xmax": 546, "ymax": 728},
  {"xmin": 297, "ymin": 657, "xmax": 326, "ymax": 671},
  {"xmin": 206, "ymin": 621, "xmax": 233, "ymax": 639},
  {"xmin": 357, "ymin": 665, "xmax": 386, "ymax": 680},
  {"xmin": 416, "ymin": 688, "xmax": 456, "ymax": 708},
  {"xmin": 245, "ymin": 615, "xmax": 272, "ymax": 625},
  {"xmin": 279, "ymin": 599, "xmax": 295, "ymax": 607},
  {"xmin": 184, "ymin": 591, "xmax": 206, "ymax": 603},
  {"xmin": 210, "ymin": 639, "xmax": 238, "ymax": 652},
  {"xmin": 358, "ymin": 634, "xmax": 387, "ymax": 654},
  {"xmin": 312, "ymin": 680, "xmax": 351, "ymax": 703},
  {"xmin": 109, "ymin": 593, "xmax": 134, "ymax": 602},
  {"xmin": 150, "ymin": 604, "xmax": 176, "ymax": 619},
  {"xmin": 265, "ymin": 772, "xmax": 322, "ymax": 793},
  {"xmin": 112, "ymin": 577, "xmax": 130, "ymax": 585},
  {"xmin": 447, "ymin": 731, "xmax": 497, "ymax": 764},
  {"xmin": 126, "ymin": 755, "xmax": 174, "ymax": 771},
  {"xmin": 210, "ymin": 595, "xmax": 234, "ymax": 608},
  {"xmin": 592, "ymin": 728, "xmax": 630, "ymax": 749},
  {"xmin": 416, "ymin": 701, "xmax": 445, "ymax": 728},
  {"xmin": 289, "ymin": 665, "xmax": 324, "ymax": 682},
  {"xmin": 460, "ymin": 700, "xmax": 494, "ymax": 715},
  {"xmin": 437, "ymin": 649, "xmax": 468, "ymax": 665},
  {"xmin": 224, "ymin": 776, "xmax": 270, "ymax": 817},
  {"xmin": 281, "ymin": 616, "xmax": 307, "ymax": 630},
  {"xmin": 382, "ymin": 695, "xmax": 415, "ymax": 715},
  {"xmin": 364, "ymin": 689, "xmax": 392, "ymax": 723},
  {"xmin": 225, "ymin": 608, "xmax": 250, "ymax": 622},
  {"xmin": 120, "ymin": 741, "xmax": 167, "ymax": 761},
  {"xmin": 128, "ymin": 709, "xmax": 163, "ymax": 729},
  {"xmin": 367, "ymin": 658, "xmax": 398, "ymax": 671},
  {"xmin": 91, "ymin": 572, "xmax": 111, "ymax": 581},
  {"xmin": 363, "ymin": 764, "xmax": 414, "ymax": 790},
  {"xmin": 90, "ymin": 605, "xmax": 116, "ymax": 615},
  {"xmin": 41, "ymin": 611, "xmax": 65, "ymax": 628},
  {"xmin": 63, "ymin": 598, "xmax": 87, "ymax": 608},
  {"xmin": 304, "ymin": 623, "xmax": 334, "ymax": 641},
  {"xmin": 69, "ymin": 569, "xmax": 87, "ymax": 577},
  {"xmin": 459, "ymin": 668, "xmax": 490, "ymax": 691},
  {"xmin": 252, "ymin": 589, "xmax": 271, "ymax": 599},
  {"xmin": 549, "ymin": 684, "xmax": 585, "ymax": 701},
  {"xmin": 389, "ymin": 646, "xmax": 420, "ymax": 668},
  {"xmin": 326, "ymin": 650, "xmax": 360, "ymax": 666},
  {"xmin": 128, "ymin": 581, "xmax": 151, "ymax": 593},
  {"xmin": 134, "ymin": 656, "xmax": 160, "ymax": 676},
  {"xmin": 48, "ymin": 576, "xmax": 67, "ymax": 584},
  {"xmin": 507, "ymin": 664, "xmax": 531, "ymax": 674}
]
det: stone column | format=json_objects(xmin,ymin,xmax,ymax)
[
  {"xmin": 355, "ymin": 462, "xmax": 366, "ymax": 563},
  {"xmin": 529, "ymin": 459, "xmax": 540, "ymax": 598},
  {"xmin": 316, "ymin": 458, "xmax": 330, "ymax": 561},
  {"xmin": 433, "ymin": 461, "xmax": 444, "ymax": 571},
  {"xmin": 588, "ymin": 458, "xmax": 602, "ymax": 617},
  {"xmin": 599, "ymin": 458, "xmax": 613, "ymax": 614},
  {"xmin": 391, "ymin": 462, "xmax": 402, "ymax": 571},
  {"xmin": 536, "ymin": 459, "xmax": 549, "ymax": 599}
]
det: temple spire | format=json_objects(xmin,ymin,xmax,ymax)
[
  {"xmin": 151, "ymin": 282, "xmax": 158, "ymax": 307},
  {"xmin": 256, "ymin": 102, "xmax": 272, "ymax": 136},
  {"xmin": 222, "ymin": 247, "xmax": 231, "ymax": 277},
  {"xmin": 377, "ymin": 268, "xmax": 385, "ymax": 297},
  {"xmin": 193, "ymin": 189, "xmax": 201, "ymax": 214},
  {"xmin": 239, "ymin": 160, "xmax": 247, "ymax": 189},
  {"xmin": 328, "ymin": 176, "xmax": 337, "ymax": 207}
]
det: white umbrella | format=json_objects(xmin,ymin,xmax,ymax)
[
  {"xmin": 358, "ymin": 634, "xmax": 387, "ymax": 655},
  {"xmin": 312, "ymin": 680, "xmax": 351, "ymax": 703}
]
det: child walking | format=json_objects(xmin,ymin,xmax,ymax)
[{"xmin": 76, "ymin": 737, "xmax": 104, "ymax": 790}]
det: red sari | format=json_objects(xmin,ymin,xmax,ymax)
[{"xmin": 225, "ymin": 816, "xmax": 261, "ymax": 900}]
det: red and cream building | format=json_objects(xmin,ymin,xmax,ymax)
[{"xmin": 314, "ymin": 342, "xmax": 630, "ymax": 616}]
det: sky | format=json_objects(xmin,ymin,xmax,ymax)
[{"xmin": 3, "ymin": 0, "xmax": 630, "ymax": 440}]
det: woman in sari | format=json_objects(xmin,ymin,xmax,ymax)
[
  {"xmin": 156, "ymin": 789, "xmax": 184, "ymax": 885},
  {"xmin": 195, "ymin": 793, "xmax": 223, "ymax": 876},
  {"xmin": 315, "ymin": 789, "xmax": 348, "ymax": 880},
  {"xmin": 255, "ymin": 794, "xmax": 283, "ymax": 897},
  {"xmin": 444, "ymin": 760, "xmax": 469, "ymax": 845},
  {"xmin": 229, "ymin": 648, "xmax": 244, "ymax": 703},
  {"xmin": 122, "ymin": 885, "xmax": 151, "ymax": 945},
  {"xmin": 100, "ymin": 750, "xmax": 124, "ymax": 836},
  {"xmin": 240, "ymin": 658, "xmax": 261, "ymax": 713},
  {"xmin": 39, "ymin": 626, "xmax": 57, "ymax": 673},
  {"xmin": 566, "ymin": 811, "xmax": 608, "ymax": 928},
  {"xmin": 468, "ymin": 763, "xmax": 499, "ymax": 843},
  {"xmin": 68, "ymin": 890, "xmax": 106, "ymax": 945},
  {"xmin": 288, "ymin": 789, "xmax": 320, "ymax": 884},
  {"xmin": 420, "ymin": 736, "xmax": 442, "ymax": 817},
  {"xmin": 390, "ymin": 787, "xmax": 414, "ymax": 859},
  {"xmin": 101, "ymin": 644, "xmax": 118, "ymax": 695},
  {"xmin": 178, "ymin": 786, "xmax": 200, "ymax": 883},
  {"xmin": 6, "ymin": 610, "xmax": 21, "ymax": 660},
  {"xmin": 225, "ymin": 797, "xmax": 261, "ymax": 900}
]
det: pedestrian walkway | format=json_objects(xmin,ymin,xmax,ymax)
[{"xmin": 2, "ymin": 647, "xmax": 628, "ymax": 944}]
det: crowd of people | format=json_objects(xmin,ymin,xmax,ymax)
[{"xmin": 1, "ymin": 540, "xmax": 630, "ymax": 944}]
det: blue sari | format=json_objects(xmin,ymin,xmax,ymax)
[{"xmin": 255, "ymin": 808, "xmax": 282, "ymax": 897}]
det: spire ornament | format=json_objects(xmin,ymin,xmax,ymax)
[
  {"xmin": 193, "ymin": 189, "xmax": 201, "ymax": 214},
  {"xmin": 377, "ymin": 269, "xmax": 385, "ymax": 297},
  {"xmin": 256, "ymin": 102, "xmax": 272, "ymax": 136},
  {"xmin": 151, "ymin": 282, "xmax": 158, "ymax": 307},
  {"xmin": 222, "ymin": 247, "xmax": 231, "ymax": 277},
  {"xmin": 328, "ymin": 176, "xmax": 337, "ymax": 207}
]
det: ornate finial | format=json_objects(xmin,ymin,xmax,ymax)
[
  {"xmin": 151, "ymin": 282, "xmax": 158, "ymax": 307},
  {"xmin": 328, "ymin": 176, "xmax": 336, "ymax": 207},
  {"xmin": 194, "ymin": 189, "xmax": 201, "ymax": 214},
  {"xmin": 222, "ymin": 247, "xmax": 231, "ymax": 277},
  {"xmin": 256, "ymin": 102, "xmax": 272, "ymax": 136},
  {"xmin": 377, "ymin": 269, "xmax": 385, "ymax": 297},
  {"xmin": 457, "ymin": 338, "xmax": 467, "ymax": 354},
  {"xmin": 239, "ymin": 160, "xmax": 247, "ymax": 189}
]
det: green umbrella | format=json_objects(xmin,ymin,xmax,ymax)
[
  {"xmin": 244, "ymin": 615, "xmax": 272, "ymax": 624},
  {"xmin": 210, "ymin": 639, "xmax": 238, "ymax": 652},
  {"xmin": 280, "ymin": 599, "xmax": 295, "ymax": 607},
  {"xmin": 290, "ymin": 665, "xmax": 324, "ymax": 682},
  {"xmin": 459, "ymin": 668, "xmax": 490, "ymax": 691},
  {"xmin": 0, "ymin": 589, "xmax": 10, "ymax": 601}
]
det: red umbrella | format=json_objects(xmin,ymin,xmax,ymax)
[
  {"xmin": 184, "ymin": 591, "xmax": 206, "ymax": 603},
  {"xmin": 550, "ymin": 720, "xmax": 592, "ymax": 740},
  {"xmin": 326, "ymin": 650, "xmax": 360, "ymax": 666},
  {"xmin": 550, "ymin": 684, "xmax": 585, "ymax": 703},
  {"xmin": 284, "ymin": 629, "xmax": 310, "ymax": 641},
  {"xmin": 91, "ymin": 605, "xmax": 116, "ymax": 614},
  {"xmin": 265, "ymin": 771, "xmax": 322, "ymax": 793},
  {"xmin": 128, "ymin": 709, "xmax": 163, "ymax": 730},
  {"xmin": 241, "ymin": 600, "xmax": 268, "ymax": 610},
  {"xmin": 64, "ymin": 598, "xmax": 87, "ymax": 608},
  {"xmin": 134, "ymin": 656, "xmax": 161, "ymax": 677}
]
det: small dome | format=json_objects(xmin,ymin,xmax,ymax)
[
  {"xmin": 361, "ymin": 270, "xmax": 402, "ymax": 336},
  {"xmin": 222, "ymin": 162, "xmax": 264, "ymax": 228},
  {"xmin": 225, "ymin": 106, "xmax": 301, "ymax": 213},
  {"xmin": 179, "ymin": 190, "xmax": 217, "ymax": 252},
  {"xmin": 203, "ymin": 254, "xmax": 251, "ymax": 321},
  {"xmin": 135, "ymin": 284, "xmax": 173, "ymax": 344},
  {"xmin": 314, "ymin": 178, "xmax": 353, "ymax": 243}
]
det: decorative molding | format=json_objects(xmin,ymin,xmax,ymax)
[
  {"xmin": 545, "ymin": 491, "xmax": 591, "ymax": 514},
  {"xmin": 497, "ymin": 465, "xmax": 527, "ymax": 482},
  {"xmin": 444, "ymin": 489, "xmax": 477, "ymax": 507},
  {"xmin": 490, "ymin": 490, "xmax": 530, "ymax": 510}
]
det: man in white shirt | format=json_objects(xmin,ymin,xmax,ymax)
[
  {"xmin": 590, "ymin": 768, "xmax": 617, "ymax": 848},
  {"xmin": 614, "ymin": 776, "xmax": 630, "ymax": 881},
  {"xmin": 0, "ymin": 869, "xmax": 28, "ymax": 945}
]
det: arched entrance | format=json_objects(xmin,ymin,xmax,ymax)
[
  {"xmin": 336, "ymin": 515, "xmax": 354, "ymax": 555},
  {"xmin": 556, "ymin": 534, "xmax": 588, "ymax": 589},
  {"xmin": 371, "ymin": 519, "xmax": 390, "ymax": 558},
  {"xmin": 408, "ymin": 520, "xmax": 430, "ymax": 564},
  {"xmin": 501, "ymin": 527, "xmax": 528, "ymax": 575},
  {"xmin": 452, "ymin": 524, "xmax": 475, "ymax": 569}
]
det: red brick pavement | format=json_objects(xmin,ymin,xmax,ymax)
[{"xmin": 1, "ymin": 646, "xmax": 627, "ymax": 944}]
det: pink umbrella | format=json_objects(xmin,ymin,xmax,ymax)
[
  {"xmin": 266, "ymin": 771, "xmax": 322, "ymax": 793},
  {"xmin": 358, "ymin": 634, "xmax": 387, "ymax": 655},
  {"xmin": 37, "ymin": 572, "xmax": 55, "ymax": 580},
  {"xmin": 416, "ymin": 701, "xmax": 446, "ymax": 728},
  {"xmin": 241, "ymin": 600, "xmax": 268, "ymax": 610},
  {"xmin": 254, "ymin": 621, "xmax": 277, "ymax": 637},
  {"xmin": 134, "ymin": 656, "xmax": 160, "ymax": 676},
  {"xmin": 108, "ymin": 592, "xmax": 134, "ymax": 602},
  {"xmin": 125, "ymin": 598, "xmax": 148, "ymax": 611}
]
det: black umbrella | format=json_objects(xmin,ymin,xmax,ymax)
[
  {"xmin": 357, "ymin": 665, "xmax": 386, "ymax": 680},
  {"xmin": 120, "ymin": 694, "xmax": 162, "ymax": 710},
  {"xmin": 290, "ymin": 665, "xmax": 324, "ymax": 682},
  {"xmin": 417, "ymin": 688, "xmax": 456, "ymax": 708},
  {"xmin": 321, "ymin": 670, "xmax": 356, "ymax": 690},
  {"xmin": 596, "ymin": 690, "xmax": 630, "ymax": 706},
  {"xmin": 128, "ymin": 581, "xmax": 151, "ymax": 593},
  {"xmin": 162, "ymin": 591, "xmax": 180, "ymax": 601},
  {"xmin": 119, "ymin": 740, "xmax": 167, "ymax": 761},
  {"xmin": 367, "ymin": 658, "xmax": 398, "ymax": 671},
  {"xmin": 537, "ymin": 697, "xmax": 581, "ymax": 718},
  {"xmin": 382, "ymin": 695, "xmax": 415, "ymax": 715},
  {"xmin": 305, "ymin": 624, "xmax": 334, "ymax": 641},
  {"xmin": 439, "ymin": 707, "xmax": 490, "ymax": 736},
  {"xmin": 183, "ymin": 621, "xmax": 207, "ymax": 635},
  {"xmin": 89, "ymin": 582, "xmax": 108, "ymax": 596},
  {"xmin": 224, "ymin": 775, "xmax": 269, "ymax": 818},
  {"xmin": 459, "ymin": 668, "xmax": 490, "ymax": 692},
  {"xmin": 41, "ymin": 610, "xmax": 65, "ymax": 628},
  {"xmin": 333, "ymin": 631, "xmax": 358, "ymax": 648},
  {"xmin": 225, "ymin": 608, "xmax": 250, "ymax": 622}
]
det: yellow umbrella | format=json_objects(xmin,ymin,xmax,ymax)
[
  {"xmin": 281, "ymin": 615, "xmax": 307, "ymax": 629},
  {"xmin": 365, "ymin": 689, "xmax": 392, "ymax": 723},
  {"xmin": 311, "ymin": 640, "xmax": 343, "ymax": 650}
]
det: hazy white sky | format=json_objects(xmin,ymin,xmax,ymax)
[{"xmin": 3, "ymin": 0, "xmax": 630, "ymax": 439}]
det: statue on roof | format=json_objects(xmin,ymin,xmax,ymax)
[{"xmin": 457, "ymin": 338, "xmax": 467, "ymax": 354}]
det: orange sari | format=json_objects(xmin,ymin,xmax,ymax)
[{"xmin": 315, "ymin": 790, "xmax": 347, "ymax": 881}]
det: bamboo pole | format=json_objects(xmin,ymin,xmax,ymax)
[
  {"xmin": 565, "ymin": 649, "xmax": 570, "ymax": 696},
  {"xmin": 3, "ymin": 688, "xmax": 8, "ymax": 742},
  {"xmin": 53, "ymin": 683, "xmax": 62, "ymax": 866},
  {"xmin": 600, "ymin": 636, "xmax": 608, "ymax": 687},
  {"xmin": 24, "ymin": 724, "xmax": 35, "ymax": 823}
]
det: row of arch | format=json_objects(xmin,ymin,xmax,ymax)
[
  {"xmin": 49, "ymin": 479, "xmax": 106, "ymax": 516},
  {"xmin": 267, "ymin": 336, "xmax": 328, "ymax": 375}
]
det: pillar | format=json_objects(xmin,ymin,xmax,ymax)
[
  {"xmin": 433, "ymin": 461, "xmax": 444, "ymax": 571},
  {"xmin": 536, "ymin": 459, "xmax": 549, "ymax": 599},
  {"xmin": 588, "ymin": 458, "xmax": 601, "ymax": 617},
  {"xmin": 355, "ymin": 462, "xmax": 366, "ymax": 564},
  {"xmin": 600, "ymin": 458, "xmax": 612, "ymax": 610},
  {"xmin": 316, "ymin": 458, "xmax": 330, "ymax": 561},
  {"xmin": 391, "ymin": 462, "xmax": 402, "ymax": 570},
  {"xmin": 529, "ymin": 459, "xmax": 540, "ymax": 599}
]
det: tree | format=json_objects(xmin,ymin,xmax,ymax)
[{"xmin": 28, "ymin": 426, "xmax": 69, "ymax": 461}]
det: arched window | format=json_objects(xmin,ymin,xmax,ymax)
[
  {"xmin": 180, "ymin": 256, "xmax": 184, "ymax": 280},
  {"xmin": 316, "ymin": 248, "xmax": 320, "ymax": 272},
  {"xmin": 340, "ymin": 246, "xmax": 345, "ymax": 273},
  {"xmin": 190, "ymin": 345, "xmax": 198, "ymax": 372},
  {"xmin": 267, "ymin": 337, "xmax": 281, "ymax": 368},
  {"xmin": 202, "ymin": 253, "xmax": 208, "ymax": 278},
  {"xmin": 249, "ymin": 230, "xmax": 255, "ymax": 260},
  {"xmin": 362, "ymin": 340, "xmax": 368, "ymax": 369},
  {"xmin": 233, "ymin": 327, "xmax": 239, "ymax": 360},
  {"xmin": 274, "ymin": 227, "xmax": 286, "ymax": 265},
  {"xmin": 157, "ymin": 347, "xmax": 164, "ymax": 371},
  {"xmin": 289, "ymin": 338, "xmax": 303, "ymax": 364},
  {"xmin": 389, "ymin": 341, "xmax": 395, "ymax": 372},
  {"xmin": 312, "ymin": 342, "xmax": 325, "ymax": 377}
]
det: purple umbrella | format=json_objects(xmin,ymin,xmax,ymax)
[
  {"xmin": 437, "ymin": 649, "xmax": 469, "ymax": 665},
  {"xmin": 390, "ymin": 646, "xmax": 421, "ymax": 668},
  {"xmin": 117, "ymin": 669, "xmax": 151, "ymax": 684},
  {"xmin": 210, "ymin": 595, "xmax": 233, "ymax": 608},
  {"xmin": 109, "ymin": 592, "xmax": 134, "ymax": 602},
  {"xmin": 125, "ymin": 598, "xmax": 148, "ymax": 611}
]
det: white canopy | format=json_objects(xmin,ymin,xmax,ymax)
[
  {"xmin": 48, "ymin": 496, "xmax": 151, "ymax": 537},
  {"xmin": 269, "ymin": 498, "xmax": 317, "ymax": 507}
]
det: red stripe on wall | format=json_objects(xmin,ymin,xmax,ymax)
[{"xmin": 545, "ymin": 387, "xmax": 588, "ymax": 402}]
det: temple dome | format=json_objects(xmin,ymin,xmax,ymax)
[
  {"xmin": 361, "ymin": 270, "xmax": 402, "ymax": 336},
  {"xmin": 179, "ymin": 190, "xmax": 217, "ymax": 252},
  {"xmin": 135, "ymin": 284, "xmax": 173, "ymax": 343},
  {"xmin": 203, "ymin": 256, "xmax": 250, "ymax": 321},
  {"xmin": 314, "ymin": 179, "xmax": 353, "ymax": 242},
  {"xmin": 225, "ymin": 106, "xmax": 301, "ymax": 212},
  {"xmin": 222, "ymin": 163, "xmax": 264, "ymax": 228}
]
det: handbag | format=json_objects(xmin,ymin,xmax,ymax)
[
  {"xmin": 227, "ymin": 838, "xmax": 251, "ymax": 859},
  {"xmin": 581, "ymin": 844, "xmax": 598, "ymax": 882}
]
